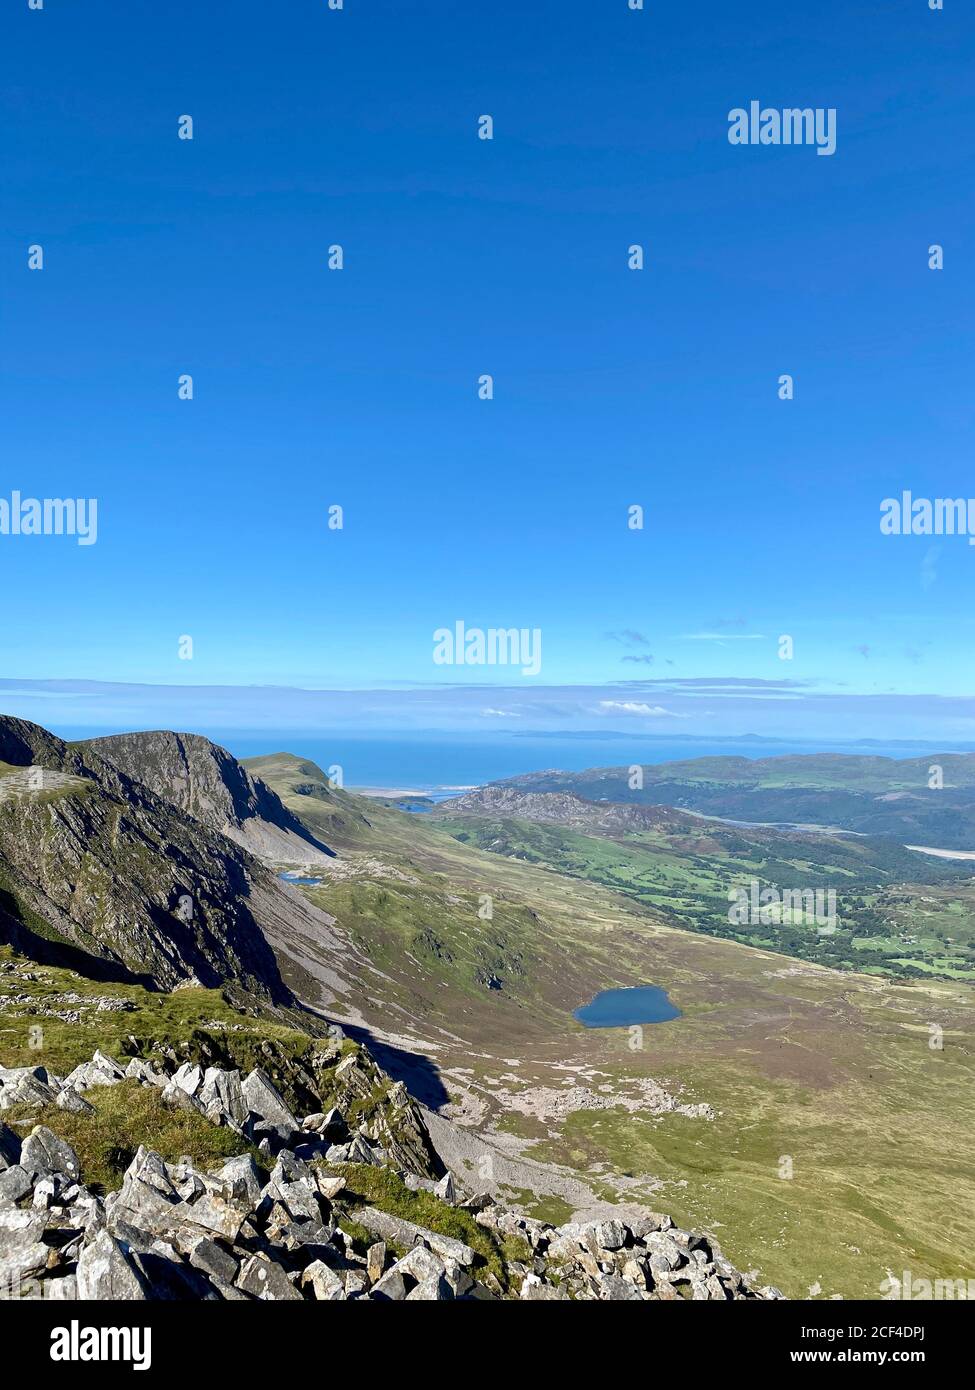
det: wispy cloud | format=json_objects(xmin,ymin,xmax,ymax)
[
  {"xmin": 1, "ymin": 678, "xmax": 972, "ymax": 744},
  {"xmin": 598, "ymin": 700, "xmax": 684, "ymax": 718}
]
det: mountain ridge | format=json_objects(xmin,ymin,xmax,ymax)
[
  {"xmin": 79, "ymin": 730, "xmax": 335, "ymax": 865},
  {"xmin": 0, "ymin": 716, "xmax": 341, "ymax": 1007}
]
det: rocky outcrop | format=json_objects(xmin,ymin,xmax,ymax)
[
  {"xmin": 0, "ymin": 1047, "xmax": 782, "ymax": 1302},
  {"xmin": 437, "ymin": 785, "xmax": 693, "ymax": 834},
  {"xmin": 81, "ymin": 731, "xmax": 334, "ymax": 866}
]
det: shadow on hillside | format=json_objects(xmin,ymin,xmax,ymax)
[
  {"xmin": 0, "ymin": 902, "xmax": 155, "ymax": 989},
  {"xmin": 338, "ymin": 1022, "xmax": 451, "ymax": 1111}
]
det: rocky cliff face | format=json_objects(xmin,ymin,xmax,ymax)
[
  {"xmin": 81, "ymin": 731, "xmax": 335, "ymax": 865},
  {"xmin": 0, "ymin": 717, "xmax": 338, "ymax": 1005}
]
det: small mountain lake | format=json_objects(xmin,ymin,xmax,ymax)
[
  {"xmin": 574, "ymin": 985, "xmax": 681, "ymax": 1028},
  {"xmin": 278, "ymin": 872, "xmax": 323, "ymax": 887}
]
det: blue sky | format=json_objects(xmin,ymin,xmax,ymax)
[{"xmin": 2, "ymin": 0, "xmax": 973, "ymax": 741}]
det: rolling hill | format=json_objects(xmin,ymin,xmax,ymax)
[{"xmin": 494, "ymin": 753, "xmax": 975, "ymax": 849}]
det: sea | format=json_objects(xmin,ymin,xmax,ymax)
[{"xmin": 186, "ymin": 730, "xmax": 972, "ymax": 794}]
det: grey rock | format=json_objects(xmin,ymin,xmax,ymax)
[
  {"xmin": 262, "ymin": 1179, "xmax": 320, "ymax": 1226},
  {"xmin": 76, "ymin": 1231, "xmax": 149, "ymax": 1300},
  {"xmin": 520, "ymin": 1279, "xmax": 565, "ymax": 1300},
  {"xmin": 0, "ymin": 1207, "xmax": 44, "ymax": 1239},
  {"xmin": 44, "ymin": 1274, "xmax": 79, "ymax": 1300},
  {"xmin": 123, "ymin": 1147, "xmax": 180, "ymax": 1198},
  {"xmin": 181, "ymin": 1233, "xmax": 239, "ymax": 1285},
  {"xmin": 406, "ymin": 1272, "xmax": 453, "ymax": 1300},
  {"xmin": 160, "ymin": 1082, "xmax": 205, "ymax": 1115},
  {"xmin": 236, "ymin": 1253, "xmax": 302, "ymax": 1301},
  {"xmin": 647, "ymin": 1231, "xmax": 683, "ymax": 1269},
  {"xmin": 346, "ymin": 1135, "xmax": 376, "ymax": 1165},
  {"xmin": 314, "ymin": 1173, "xmax": 345, "ymax": 1200},
  {"xmin": 393, "ymin": 1245, "xmax": 446, "ymax": 1284},
  {"xmin": 598, "ymin": 1272, "xmax": 645, "ymax": 1301},
  {"xmin": 198, "ymin": 1068, "xmax": 248, "ymax": 1129},
  {"xmin": 0, "ymin": 1072, "xmax": 58, "ymax": 1111},
  {"xmin": 241, "ymin": 1069, "xmax": 298, "ymax": 1141},
  {"xmin": 632, "ymin": 1212, "xmax": 673, "ymax": 1237},
  {"xmin": 0, "ymin": 1166, "xmax": 33, "ymax": 1203},
  {"xmin": 443, "ymin": 1260, "xmax": 475, "ymax": 1298},
  {"xmin": 93, "ymin": 1050, "xmax": 125, "ymax": 1079},
  {"xmin": 366, "ymin": 1240, "xmax": 386, "ymax": 1284},
  {"xmin": 111, "ymin": 1166, "xmax": 250, "ymax": 1243},
  {"xmin": 369, "ymin": 1268, "xmax": 408, "ymax": 1301},
  {"xmin": 302, "ymin": 1259, "xmax": 347, "ymax": 1300},
  {"xmin": 594, "ymin": 1219, "xmax": 628, "ymax": 1252},
  {"xmin": 459, "ymin": 1191, "xmax": 493, "ymax": 1213},
  {"xmin": 343, "ymin": 1269, "xmax": 368, "ymax": 1297},
  {"xmin": 55, "ymin": 1088, "xmax": 95, "ymax": 1115},
  {"xmin": 0, "ymin": 1123, "xmax": 22, "ymax": 1169},
  {"xmin": 213, "ymin": 1153, "xmax": 264, "ymax": 1207},
  {"xmin": 649, "ymin": 1253, "xmax": 681, "ymax": 1281},
  {"xmin": 124, "ymin": 1058, "xmax": 163, "ymax": 1085},
  {"xmin": 356, "ymin": 1207, "xmax": 475, "ymax": 1266},
  {"xmin": 20, "ymin": 1126, "xmax": 81, "ymax": 1182},
  {"xmin": 0, "ymin": 1234, "xmax": 50, "ymax": 1292},
  {"xmin": 321, "ymin": 1106, "xmax": 346, "ymax": 1137},
  {"xmin": 125, "ymin": 1061, "xmax": 155, "ymax": 1084},
  {"xmin": 433, "ymin": 1172, "xmax": 458, "ymax": 1205},
  {"xmin": 32, "ymin": 1176, "xmax": 58, "ymax": 1209},
  {"xmin": 0, "ymin": 1064, "xmax": 49, "ymax": 1087},
  {"xmin": 171, "ymin": 1062, "xmax": 203, "ymax": 1096},
  {"xmin": 63, "ymin": 1052, "xmax": 124, "ymax": 1092}
]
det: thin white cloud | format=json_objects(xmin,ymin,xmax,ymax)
[
  {"xmin": 481, "ymin": 707, "xmax": 522, "ymax": 718},
  {"xmin": 598, "ymin": 700, "xmax": 684, "ymax": 718}
]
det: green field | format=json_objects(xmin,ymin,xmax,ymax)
[{"xmin": 434, "ymin": 811, "xmax": 975, "ymax": 980}]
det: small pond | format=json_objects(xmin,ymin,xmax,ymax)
[{"xmin": 573, "ymin": 985, "xmax": 681, "ymax": 1028}]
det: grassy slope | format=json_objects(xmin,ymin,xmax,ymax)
[
  {"xmin": 0, "ymin": 946, "xmax": 322, "ymax": 1076},
  {"xmin": 5, "ymin": 1081, "xmax": 254, "ymax": 1193},
  {"xmin": 240, "ymin": 753, "xmax": 975, "ymax": 1299}
]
